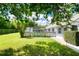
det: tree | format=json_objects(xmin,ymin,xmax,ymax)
[{"xmin": 0, "ymin": 3, "xmax": 78, "ymax": 29}]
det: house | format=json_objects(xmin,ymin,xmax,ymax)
[
  {"xmin": 45, "ymin": 24, "xmax": 64, "ymax": 37},
  {"xmin": 23, "ymin": 13, "xmax": 79, "ymax": 37},
  {"xmin": 71, "ymin": 14, "xmax": 79, "ymax": 31}
]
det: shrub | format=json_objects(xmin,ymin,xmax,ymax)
[
  {"xmin": 64, "ymin": 31, "xmax": 79, "ymax": 46},
  {"xmin": 0, "ymin": 29, "xmax": 18, "ymax": 35},
  {"xmin": 22, "ymin": 44, "xmax": 48, "ymax": 56},
  {"xmin": 0, "ymin": 48, "xmax": 15, "ymax": 56}
]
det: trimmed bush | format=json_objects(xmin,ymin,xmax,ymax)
[
  {"xmin": 0, "ymin": 29, "xmax": 18, "ymax": 35},
  {"xmin": 64, "ymin": 31, "xmax": 79, "ymax": 46}
]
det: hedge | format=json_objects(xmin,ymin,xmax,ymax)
[
  {"xmin": 0, "ymin": 29, "xmax": 18, "ymax": 35},
  {"xmin": 64, "ymin": 31, "xmax": 79, "ymax": 46}
]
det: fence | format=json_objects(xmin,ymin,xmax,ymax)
[{"xmin": 23, "ymin": 32, "xmax": 56, "ymax": 37}]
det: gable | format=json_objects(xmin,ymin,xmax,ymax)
[{"xmin": 71, "ymin": 14, "xmax": 79, "ymax": 25}]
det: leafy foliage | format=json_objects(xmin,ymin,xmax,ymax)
[
  {"xmin": 0, "ymin": 3, "xmax": 79, "ymax": 30},
  {"xmin": 0, "ymin": 29, "xmax": 18, "ymax": 35}
]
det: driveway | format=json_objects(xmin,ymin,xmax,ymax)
[{"xmin": 51, "ymin": 35, "xmax": 79, "ymax": 53}]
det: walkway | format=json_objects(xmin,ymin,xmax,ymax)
[{"xmin": 51, "ymin": 35, "xmax": 79, "ymax": 53}]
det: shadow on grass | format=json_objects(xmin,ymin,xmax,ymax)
[
  {"xmin": 0, "ymin": 32, "xmax": 18, "ymax": 35},
  {"xmin": 0, "ymin": 48, "xmax": 15, "ymax": 56},
  {"xmin": 0, "ymin": 41, "xmax": 79, "ymax": 56}
]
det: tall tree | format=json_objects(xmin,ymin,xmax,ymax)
[{"xmin": 0, "ymin": 3, "xmax": 77, "ymax": 29}]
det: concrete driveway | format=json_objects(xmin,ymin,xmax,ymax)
[{"xmin": 51, "ymin": 35, "xmax": 79, "ymax": 53}]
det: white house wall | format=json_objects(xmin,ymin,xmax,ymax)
[{"xmin": 25, "ymin": 27, "xmax": 33, "ymax": 32}]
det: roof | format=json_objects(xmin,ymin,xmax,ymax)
[
  {"xmin": 71, "ymin": 14, "xmax": 79, "ymax": 22},
  {"xmin": 46, "ymin": 24, "xmax": 60, "ymax": 29},
  {"xmin": 71, "ymin": 14, "xmax": 79, "ymax": 25}
]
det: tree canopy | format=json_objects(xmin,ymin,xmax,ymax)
[{"xmin": 0, "ymin": 3, "xmax": 79, "ymax": 29}]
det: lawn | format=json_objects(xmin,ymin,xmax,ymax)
[
  {"xmin": 0, "ymin": 33, "xmax": 54, "ymax": 50},
  {"xmin": 0, "ymin": 32, "xmax": 79, "ymax": 56}
]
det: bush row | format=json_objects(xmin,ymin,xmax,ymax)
[
  {"xmin": 0, "ymin": 41, "xmax": 79, "ymax": 56},
  {"xmin": 0, "ymin": 29, "xmax": 18, "ymax": 35}
]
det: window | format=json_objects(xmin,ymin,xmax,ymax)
[
  {"xmin": 71, "ymin": 25, "xmax": 78, "ymax": 31},
  {"xmin": 58, "ymin": 28, "xmax": 62, "ymax": 33},
  {"xmin": 52, "ymin": 28, "xmax": 54, "ymax": 32},
  {"xmin": 48, "ymin": 29, "xmax": 50, "ymax": 32}
]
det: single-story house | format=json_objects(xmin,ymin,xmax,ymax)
[
  {"xmin": 71, "ymin": 14, "xmax": 79, "ymax": 31},
  {"xmin": 23, "ymin": 13, "xmax": 79, "ymax": 37}
]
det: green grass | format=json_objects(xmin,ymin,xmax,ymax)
[
  {"xmin": 0, "ymin": 33, "xmax": 79, "ymax": 56},
  {"xmin": 0, "ymin": 33, "xmax": 54, "ymax": 50}
]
